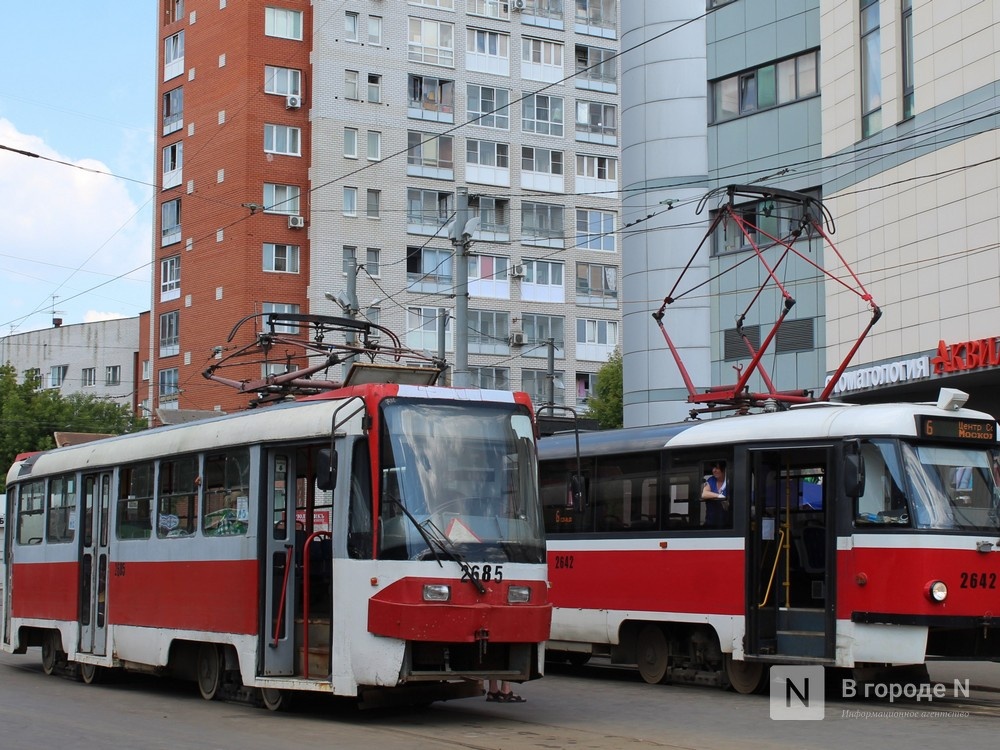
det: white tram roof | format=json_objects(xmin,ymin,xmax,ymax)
[
  {"xmin": 7, "ymin": 385, "xmax": 517, "ymax": 485},
  {"xmin": 539, "ymin": 399, "xmax": 998, "ymax": 461}
]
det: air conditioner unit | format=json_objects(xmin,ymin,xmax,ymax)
[
  {"xmin": 510, "ymin": 331, "xmax": 525, "ymax": 346},
  {"xmin": 288, "ymin": 215, "xmax": 305, "ymax": 229},
  {"xmin": 286, "ymin": 95, "xmax": 302, "ymax": 109},
  {"xmin": 510, "ymin": 263, "xmax": 526, "ymax": 278},
  {"xmin": 512, "ymin": 0, "xmax": 527, "ymax": 10}
]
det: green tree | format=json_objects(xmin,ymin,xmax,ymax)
[
  {"xmin": 586, "ymin": 348, "xmax": 623, "ymax": 429},
  {"xmin": 0, "ymin": 363, "xmax": 145, "ymax": 492}
]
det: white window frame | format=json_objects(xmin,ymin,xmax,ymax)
[
  {"xmin": 407, "ymin": 306, "xmax": 452, "ymax": 352},
  {"xmin": 263, "ymin": 183, "xmax": 300, "ymax": 215},
  {"xmin": 158, "ymin": 368, "xmax": 179, "ymax": 402},
  {"xmin": 467, "ymin": 84, "xmax": 509, "ymax": 129},
  {"xmin": 262, "ymin": 302, "xmax": 301, "ymax": 333},
  {"xmin": 161, "ymin": 198, "xmax": 181, "ymax": 246},
  {"xmin": 408, "ymin": 74, "xmax": 455, "ymax": 122},
  {"xmin": 521, "ymin": 313, "xmax": 565, "ymax": 359},
  {"xmin": 344, "ymin": 127, "xmax": 358, "ymax": 158},
  {"xmin": 521, "ymin": 201, "xmax": 565, "ymax": 246},
  {"xmin": 366, "ymin": 189, "xmax": 381, "ymax": 218},
  {"xmin": 575, "ymin": 261, "xmax": 618, "ymax": 308},
  {"xmin": 407, "ymin": 132, "xmax": 454, "ymax": 178},
  {"xmin": 162, "ymin": 87, "xmax": 183, "ymax": 135},
  {"xmin": 575, "ymin": 100, "xmax": 618, "ymax": 142},
  {"xmin": 408, "ymin": 18, "xmax": 455, "ymax": 67},
  {"xmin": 345, "ymin": 70, "xmax": 360, "ymax": 100},
  {"xmin": 466, "ymin": 28, "xmax": 510, "ymax": 75},
  {"xmin": 469, "ymin": 0, "xmax": 510, "ymax": 21},
  {"xmin": 264, "ymin": 124, "xmax": 301, "ymax": 156},
  {"xmin": 345, "ymin": 11, "xmax": 359, "ymax": 42},
  {"xmin": 164, "ymin": 31, "xmax": 184, "ymax": 81},
  {"xmin": 82, "ymin": 368, "xmax": 96, "ymax": 388},
  {"xmin": 523, "ymin": 94, "xmax": 564, "ymax": 136},
  {"xmin": 161, "ymin": 255, "xmax": 181, "ymax": 301},
  {"xmin": 265, "ymin": 7, "xmax": 303, "ymax": 40},
  {"xmin": 264, "ymin": 65, "xmax": 301, "ymax": 96},
  {"xmin": 469, "ymin": 309, "xmax": 510, "ymax": 355},
  {"xmin": 343, "ymin": 187, "xmax": 358, "ymax": 217},
  {"xmin": 263, "ymin": 243, "xmax": 300, "ymax": 273},
  {"xmin": 162, "ymin": 142, "xmax": 183, "ymax": 190},
  {"xmin": 367, "ymin": 73, "xmax": 382, "ymax": 103},
  {"xmin": 576, "ymin": 208, "xmax": 616, "ymax": 252},
  {"xmin": 159, "ymin": 310, "xmax": 180, "ymax": 357},
  {"xmin": 407, "ymin": 188, "xmax": 454, "ymax": 231},
  {"xmin": 368, "ymin": 16, "xmax": 383, "ymax": 45},
  {"xmin": 106, "ymin": 365, "xmax": 122, "ymax": 387},
  {"xmin": 367, "ymin": 131, "xmax": 381, "ymax": 161},
  {"xmin": 522, "ymin": 37, "xmax": 564, "ymax": 82}
]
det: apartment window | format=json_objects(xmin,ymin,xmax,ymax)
[
  {"xmin": 407, "ymin": 188, "xmax": 454, "ymax": 226},
  {"xmin": 522, "ymin": 313, "xmax": 565, "ymax": 352},
  {"xmin": 531, "ymin": 0, "xmax": 566, "ymax": 21},
  {"xmin": 576, "ymin": 0, "xmax": 616, "ymax": 32},
  {"xmin": 470, "ymin": 0, "xmax": 510, "ymax": 20},
  {"xmin": 161, "ymin": 198, "xmax": 181, "ymax": 246},
  {"xmin": 407, "ymin": 132, "xmax": 454, "ymax": 171},
  {"xmin": 265, "ymin": 7, "xmax": 303, "ymax": 40},
  {"xmin": 162, "ymin": 142, "xmax": 182, "ymax": 189},
  {"xmin": 343, "ymin": 187, "xmax": 358, "ymax": 216},
  {"xmin": 407, "ymin": 246, "xmax": 453, "ymax": 286},
  {"xmin": 162, "ymin": 87, "xmax": 183, "ymax": 134},
  {"xmin": 575, "ymin": 100, "xmax": 617, "ymax": 138},
  {"xmin": 366, "ymin": 131, "xmax": 382, "ymax": 161},
  {"xmin": 161, "ymin": 255, "xmax": 181, "ymax": 300},
  {"xmin": 264, "ymin": 65, "xmax": 301, "ymax": 96},
  {"xmin": 467, "ymin": 84, "xmax": 510, "ymax": 129},
  {"xmin": 714, "ymin": 51, "xmax": 818, "ymax": 123},
  {"xmin": 468, "ymin": 254, "xmax": 509, "ymax": 282},
  {"xmin": 345, "ymin": 70, "xmax": 359, "ymax": 100},
  {"xmin": 165, "ymin": 0, "xmax": 184, "ymax": 24},
  {"xmin": 368, "ymin": 16, "xmax": 383, "ymax": 45},
  {"xmin": 408, "ymin": 18, "xmax": 455, "ymax": 67},
  {"xmin": 367, "ymin": 74, "xmax": 382, "ymax": 103},
  {"xmin": 408, "ymin": 74, "xmax": 455, "ymax": 120},
  {"xmin": 262, "ymin": 303, "xmax": 300, "ymax": 334},
  {"xmin": 521, "ymin": 369, "xmax": 565, "ymax": 406},
  {"xmin": 407, "ymin": 306, "xmax": 451, "ymax": 352},
  {"xmin": 366, "ymin": 189, "xmax": 381, "ymax": 218},
  {"xmin": 467, "ymin": 139, "xmax": 509, "ymax": 168},
  {"xmin": 365, "ymin": 248, "xmax": 381, "ymax": 276},
  {"xmin": 106, "ymin": 365, "xmax": 121, "ymax": 387},
  {"xmin": 412, "ymin": 0, "xmax": 454, "ymax": 7},
  {"xmin": 164, "ymin": 31, "xmax": 184, "ymax": 80},
  {"xmin": 577, "ymin": 318, "xmax": 618, "ymax": 346},
  {"xmin": 577, "ymin": 154, "xmax": 616, "ymax": 181},
  {"xmin": 524, "ymin": 259, "xmax": 564, "ymax": 288},
  {"xmin": 470, "ymin": 366, "xmax": 509, "ymax": 390},
  {"xmin": 263, "ymin": 243, "xmax": 300, "ymax": 273},
  {"xmin": 577, "ymin": 372, "xmax": 597, "ymax": 403},
  {"xmin": 576, "ymin": 209, "xmax": 615, "ymax": 251},
  {"xmin": 264, "ymin": 124, "xmax": 301, "ymax": 156},
  {"xmin": 469, "ymin": 310, "xmax": 510, "ymax": 354},
  {"xmin": 861, "ymin": 0, "xmax": 881, "ymax": 137},
  {"xmin": 342, "ymin": 245, "xmax": 357, "ymax": 275},
  {"xmin": 158, "ymin": 368, "xmax": 180, "ymax": 401},
  {"xmin": 264, "ymin": 183, "xmax": 300, "ymax": 214},
  {"xmin": 474, "ymin": 196, "xmax": 510, "ymax": 233},
  {"xmin": 467, "ymin": 28, "xmax": 510, "ymax": 74},
  {"xmin": 521, "ymin": 202, "xmax": 564, "ymax": 242},
  {"xmin": 160, "ymin": 311, "xmax": 180, "ymax": 357},
  {"xmin": 522, "ymin": 38, "xmax": 564, "ymax": 82},
  {"xmin": 575, "ymin": 44, "xmax": 616, "ymax": 87},
  {"xmin": 576, "ymin": 262, "xmax": 618, "ymax": 306},
  {"xmin": 344, "ymin": 127, "xmax": 358, "ymax": 158},
  {"xmin": 82, "ymin": 368, "xmax": 96, "ymax": 388},
  {"xmin": 523, "ymin": 94, "xmax": 564, "ymax": 136},
  {"xmin": 522, "ymin": 146, "xmax": 564, "ymax": 175},
  {"xmin": 345, "ymin": 11, "xmax": 359, "ymax": 41},
  {"xmin": 901, "ymin": 0, "xmax": 914, "ymax": 120},
  {"xmin": 142, "ymin": 361, "xmax": 151, "ymax": 381}
]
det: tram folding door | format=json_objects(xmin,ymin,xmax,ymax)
[
  {"xmin": 263, "ymin": 451, "xmax": 298, "ymax": 676},
  {"xmin": 745, "ymin": 448, "xmax": 835, "ymax": 662},
  {"xmin": 80, "ymin": 473, "xmax": 112, "ymax": 656}
]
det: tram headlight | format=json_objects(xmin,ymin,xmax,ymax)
[
  {"xmin": 924, "ymin": 580, "xmax": 948, "ymax": 603},
  {"xmin": 423, "ymin": 583, "xmax": 451, "ymax": 602},
  {"xmin": 507, "ymin": 585, "xmax": 531, "ymax": 604}
]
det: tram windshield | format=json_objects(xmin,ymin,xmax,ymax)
[
  {"xmin": 856, "ymin": 439, "xmax": 1000, "ymax": 532},
  {"xmin": 377, "ymin": 400, "xmax": 544, "ymax": 564}
]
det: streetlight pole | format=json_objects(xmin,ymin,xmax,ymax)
[{"xmin": 452, "ymin": 186, "xmax": 471, "ymax": 388}]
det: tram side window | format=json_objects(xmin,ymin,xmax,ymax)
[
  {"xmin": 666, "ymin": 473, "xmax": 698, "ymax": 529},
  {"xmin": 593, "ymin": 453, "xmax": 659, "ymax": 532},
  {"xmin": 348, "ymin": 439, "xmax": 373, "ymax": 559},
  {"xmin": 16, "ymin": 480, "xmax": 46, "ymax": 545},
  {"xmin": 158, "ymin": 455, "xmax": 199, "ymax": 538},
  {"xmin": 855, "ymin": 440, "xmax": 908, "ymax": 525},
  {"xmin": 47, "ymin": 474, "xmax": 77, "ymax": 543},
  {"xmin": 117, "ymin": 463, "xmax": 154, "ymax": 540},
  {"xmin": 203, "ymin": 448, "xmax": 250, "ymax": 536},
  {"xmin": 541, "ymin": 457, "xmax": 589, "ymax": 534}
]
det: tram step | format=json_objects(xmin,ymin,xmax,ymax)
[
  {"xmin": 776, "ymin": 630, "xmax": 826, "ymax": 659},
  {"xmin": 777, "ymin": 607, "xmax": 825, "ymax": 632},
  {"xmin": 295, "ymin": 618, "xmax": 331, "ymax": 679},
  {"xmin": 296, "ymin": 617, "xmax": 332, "ymax": 645},
  {"xmin": 297, "ymin": 646, "xmax": 331, "ymax": 678}
]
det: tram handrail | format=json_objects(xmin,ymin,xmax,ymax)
[
  {"xmin": 301, "ymin": 530, "xmax": 333, "ymax": 679},
  {"xmin": 273, "ymin": 545, "xmax": 294, "ymax": 647},
  {"xmin": 758, "ymin": 528, "xmax": 786, "ymax": 608}
]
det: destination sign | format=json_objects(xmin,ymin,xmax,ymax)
[{"xmin": 917, "ymin": 416, "xmax": 998, "ymax": 444}]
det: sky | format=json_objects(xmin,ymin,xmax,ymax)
[{"xmin": 0, "ymin": 3, "xmax": 157, "ymax": 337}]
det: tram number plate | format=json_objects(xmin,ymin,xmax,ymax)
[
  {"xmin": 959, "ymin": 572, "xmax": 997, "ymax": 589},
  {"xmin": 461, "ymin": 564, "xmax": 503, "ymax": 583},
  {"xmin": 553, "ymin": 555, "xmax": 574, "ymax": 570}
]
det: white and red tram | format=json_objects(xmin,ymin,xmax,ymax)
[
  {"xmin": 539, "ymin": 390, "xmax": 1000, "ymax": 692},
  {"xmin": 2, "ymin": 381, "xmax": 550, "ymax": 708}
]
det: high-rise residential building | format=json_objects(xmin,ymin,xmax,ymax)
[{"xmin": 150, "ymin": 0, "xmax": 623, "ymax": 424}]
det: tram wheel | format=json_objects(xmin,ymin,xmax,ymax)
[
  {"xmin": 41, "ymin": 633, "xmax": 63, "ymax": 676},
  {"xmin": 723, "ymin": 654, "xmax": 766, "ymax": 694},
  {"xmin": 566, "ymin": 652, "xmax": 591, "ymax": 668},
  {"xmin": 196, "ymin": 644, "xmax": 223, "ymax": 701},
  {"xmin": 79, "ymin": 662, "xmax": 102, "ymax": 685},
  {"xmin": 636, "ymin": 624, "xmax": 670, "ymax": 684},
  {"xmin": 260, "ymin": 687, "xmax": 292, "ymax": 712}
]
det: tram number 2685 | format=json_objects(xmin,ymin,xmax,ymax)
[
  {"xmin": 461, "ymin": 564, "xmax": 503, "ymax": 583},
  {"xmin": 959, "ymin": 571, "xmax": 997, "ymax": 589}
]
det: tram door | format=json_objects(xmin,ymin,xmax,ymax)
[
  {"xmin": 263, "ymin": 450, "xmax": 298, "ymax": 675},
  {"xmin": 746, "ymin": 448, "xmax": 834, "ymax": 662},
  {"xmin": 80, "ymin": 472, "xmax": 112, "ymax": 656}
]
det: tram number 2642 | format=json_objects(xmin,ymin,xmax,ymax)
[{"xmin": 959, "ymin": 571, "xmax": 997, "ymax": 589}]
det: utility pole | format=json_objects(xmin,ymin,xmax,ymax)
[
  {"xmin": 546, "ymin": 337, "xmax": 556, "ymax": 406},
  {"xmin": 451, "ymin": 186, "xmax": 471, "ymax": 388}
]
